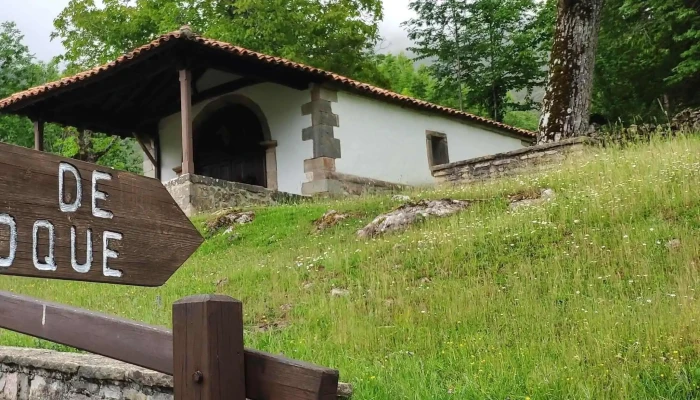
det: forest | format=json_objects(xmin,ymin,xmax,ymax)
[{"xmin": 1, "ymin": 0, "xmax": 699, "ymax": 171}]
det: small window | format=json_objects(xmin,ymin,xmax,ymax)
[{"xmin": 426, "ymin": 131, "xmax": 449, "ymax": 167}]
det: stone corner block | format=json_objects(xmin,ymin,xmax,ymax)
[
  {"xmin": 304, "ymin": 157, "xmax": 336, "ymax": 173},
  {"xmin": 302, "ymin": 125, "xmax": 334, "ymax": 142},
  {"xmin": 310, "ymin": 85, "xmax": 338, "ymax": 103},
  {"xmin": 313, "ymin": 135, "xmax": 341, "ymax": 159},
  {"xmin": 301, "ymin": 179, "xmax": 343, "ymax": 196}
]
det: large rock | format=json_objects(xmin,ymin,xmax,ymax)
[
  {"xmin": 357, "ymin": 199, "xmax": 471, "ymax": 238},
  {"xmin": 509, "ymin": 188, "xmax": 556, "ymax": 210},
  {"xmin": 204, "ymin": 209, "xmax": 255, "ymax": 237},
  {"xmin": 314, "ymin": 210, "xmax": 349, "ymax": 232}
]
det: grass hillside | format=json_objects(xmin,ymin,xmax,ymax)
[{"xmin": 1, "ymin": 137, "xmax": 700, "ymax": 399}]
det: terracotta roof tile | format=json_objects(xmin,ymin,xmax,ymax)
[{"xmin": 0, "ymin": 29, "xmax": 535, "ymax": 138}]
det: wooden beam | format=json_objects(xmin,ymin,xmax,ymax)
[
  {"xmin": 154, "ymin": 132, "xmax": 162, "ymax": 180},
  {"xmin": 33, "ymin": 119, "xmax": 44, "ymax": 151},
  {"xmin": 173, "ymin": 295, "xmax": 245, "ymax": 400},
  {"xmin": 187, "ymin": 45, "xmax": 310, "ymax": 90},
  {"xmin": 0, "ymin": 291, "xmax": 340, "ymax": 400},
  {"xmin": 112, "ymin": 66, "xmax": 178, "ymax": 115},
  {"xmin": 179, "ymin": 69, "xmax": 194, "ymax": 175},
  {"xmin": 133, "ymin": 132, "xmax": 158, "ymax": 170},
  {"xmin": 144, "ymin": 77, "xmax": 263, "ymax": 122},
  {"xmin": 193, "ymin": 77, "xmax": 262, "ymax": 105},
  {"xmin": 137, "ymin": 73, "xmax": 178, "ymax": 110},
  {"xmin": 0, "ymin": 291, "xmax": 173, "ymax": 373},
  {"xmin": 3, "ymin": 41, "xmax": 178, "ymax": 113}
]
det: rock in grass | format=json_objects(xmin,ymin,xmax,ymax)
[
  {"xmin": 357, "ymin": 199, "xmax": 471, "ymax": 238},
  {"xmin": 391, "ymin": 195, "xmax": 412, "ymax": 202},
  {"xmin": 509, "ymin": 188, "xmax": 556, "ymax": 210},
  {"xmin": 331, "ymin": 288, "xmax": 350, "ymax": 297},
  {"xmin": 666, "ymin": 239, "xmax": 681, "ymax": 250},
  {"xmin": 204, "ymin": 209, "xmax": 255, "ymax": 237},
  {"xmin": 337, "ymin": 382, "xmax": 353, "ymax": 398},
  {"xmin": 314, "ymin": 210, "xmax": 349, "ymax": 232}
]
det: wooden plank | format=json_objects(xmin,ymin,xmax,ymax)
[
  {"xmin": 245, "ymin": 349, "xmax": 340, "ymax": 400},
  {"xmin": 33, "ymin": 120, "xmax": 44, "ymax": 151},
  {"xmin": 0, "ymin": 291, "xmax": 173, "ymax": 373},
  {"xmin": 0, "ymin": 291, "xmax": 340, "ymax": 400},
  {"xmin": 133, "ymin": 132, "xmax": 158, "ymax": 169},
  {"xmin": 192, "ymin": 77, "xmax": 262, "ymax": 105},
  {"xmin": 173, "ymin": 295, "xmax": 245, "ymax": 400},
  {"xmin": 179, "ymin": 69, "xmax": 194, "ymax": 175},
  {"xmin": 0, "ymin": 141, "xmax": 203, "ymax": 286}
]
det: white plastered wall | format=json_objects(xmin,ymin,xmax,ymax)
[
  {"xmin": 332, "ymin": 92, "xmax": 526, "ymax": 185},
  {"xmin": 157, "ymin": 71, "xmax": 312, "ymax": 194}
]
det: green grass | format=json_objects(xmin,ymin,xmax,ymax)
[{"xmin": 2, "ymin": 136, "xmax": 700, "ymax": 399}]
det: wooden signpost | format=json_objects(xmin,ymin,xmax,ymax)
[
  {"xmin": 0, "ymin": 142, "xmax": 341, "ymax": 400},
  {"xmin": 0, "ymin": 141, "xmax": 202, "ymax": 286}
]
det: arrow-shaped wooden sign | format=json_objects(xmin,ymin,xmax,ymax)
[{"xmin": 0, "ymin": 142, "xmax": 203, "ymax": 286}]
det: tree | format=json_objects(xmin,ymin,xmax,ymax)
[
  {"xmin": 404, "ymin": 0, "xmax": 548, "ymax": 122},
  {"xmin": 52, "ymin": 0, "xmax": 384, "ymax": 80},
  {"xmin": 593, "ymin": 0, "xmax": 700, "ymax": 123},
  {"xmin": 0, "ymin": 21, "xmax": 59, "ymax": 148},
  {"xmin": 0, "ymin": 21, "xmax": 142, "ymax": 173},
  {"xmin": 538, "ymin": 0, "xmax": 604, "ymax": 143}
]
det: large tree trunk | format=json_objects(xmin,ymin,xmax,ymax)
[{"xmin": 538, "ymin": 0, "xmax": 604, "ymax": 144}]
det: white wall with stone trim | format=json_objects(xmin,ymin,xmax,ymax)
[
  {"xmin": 153, "ymin": 68, "xmax": 528, "ymax": 195},
  {"xmin": 332, "ymin": 92, "xmax": 526, "ymax": 185},
  {"xmin": 157, "ymin": 73, "xmax": 312, "ymax": 194}
]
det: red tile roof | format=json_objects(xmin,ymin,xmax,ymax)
[{"xmin": 0, "ymin": 28, "xmax": 535, "ymax": 138}]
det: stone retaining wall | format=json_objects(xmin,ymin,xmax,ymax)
[
  {"xmin": 432, "ymin": 137, "xmax": 593, "ymax": 184},
  {"xmin": 0, "ymin": 347, "xmax": 171, "ymax": 400},
  {"xmin": 0, "ymin": 347, "xmax": 353, "ymax": 400},
  {"xmin": 165, "ymin": 174, "xmax": 305, "ymax": 216}
]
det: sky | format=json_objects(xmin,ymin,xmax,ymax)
[{"xmin": 0, "ymin": 0, "xmax": 416, "ymax": 61}]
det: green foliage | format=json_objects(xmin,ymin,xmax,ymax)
[
  {"xmin": 52, "ymin": 0, "xmax": 384, "ymax": 80},
  {"xmin": 372, "ymin": 53, "xmax": 461, "ymax": 109},
  {"xmin": 372, "ymin": 53, "xmax": 540, "ymax": 130},
  {"xmin": 503, "ymin": 110, "xmax": 540, "ymax": 131},
  {"xmin": 2, "ymin": 136, "xmax": 700, "ymax": 399},
  {"xmin": 0, "ymin": 20, "xmax": 142, "ymax": 173},
  {"xmin": 404, "ymin": 0, "xmax": 548, "ymax": 122},
  {"xmin": 0, "ymin": 21, "xmax": 61, "ymax": 149},
  {"xmin": 594, "ymin": 0, "xmax": 700, "ymax": 123}
]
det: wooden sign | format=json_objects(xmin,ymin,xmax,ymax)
[{"xmin": 0, "ymin": 142, "xmax": 203, "ymax": 286}]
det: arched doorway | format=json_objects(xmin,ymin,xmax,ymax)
[{"xmin": 193, "ymin": 101, "xmax": 268, "ymax": 187}]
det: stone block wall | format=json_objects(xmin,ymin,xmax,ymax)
[
  {"xmin": 0, "ymin": 347, "xmax": 353, "ymax": 400},
  {"xmin": 432, "ymin": 137, "xmax": 593, "ymax": 184},
  {"xmin": 0, "ymin": 347, "xmax": 172, "ymax": 400},
  {"xmin": 164, "ymin": 174, "xmax": 304, "ymax": 216}
]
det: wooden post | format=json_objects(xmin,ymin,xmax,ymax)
[
  {"xmin": 173, "ymin": 295, "xmax": 245, "ymax": 400},
  {"xmin": 179, "ymin": 69, "xmax": 194, "ymax": 175},
  {"xmin": 33, "ymin": 120, "xmax": 44, "ymax": 151}
]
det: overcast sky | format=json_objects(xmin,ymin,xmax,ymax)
[{"xmin": 0, "ymin": 0, "xmax": 415, "ymax": 61}]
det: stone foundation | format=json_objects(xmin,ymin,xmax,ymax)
[
  {"xmin": 0, "ymin": 347, "xmax": 353, "ymax": 400},
  {"xmin": 302, "ymin": 158, "xmax": 405, "ymax": 196},
  {"xmin": 164, "ymin": 174, "xmax": 304, "ymax": 216},
  {"xmin": 432, "ymin": 137, "xmax": 593, "ymax": 184}
]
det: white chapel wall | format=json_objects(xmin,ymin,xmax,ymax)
[
  {"xmin": 332, "ymin": 92, "xmax": 526, "ymax": 185},
  {"xmin": 157, "ymin": 74, "xmax": 312, "ymax": 195}
]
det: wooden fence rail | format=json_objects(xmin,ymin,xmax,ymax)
[{"xmin": 0, "ymin": 290, "xmax": 339, "ymax": 400}]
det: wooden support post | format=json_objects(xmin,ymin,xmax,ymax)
[
  {"xmin": 33, "ymin": 120, "xmax": 44, "ymax": 151},
  {"xmin": 173, "ymin": 295, "xmax": 245, "ymax": 400},
  {"xmin": 179, "ymin": 69, "xmax": 194, "ymax": 175}
]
